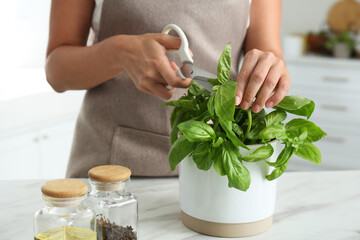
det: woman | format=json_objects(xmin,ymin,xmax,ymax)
[{"xmin": 46, "ymin": 0, "xmax": 290, "ymax": 178}]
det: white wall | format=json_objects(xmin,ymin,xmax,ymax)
[
  {"xmin": 0, "ymin": 0, "xmax": 51, "ymax": 68},
  {"xmin": 281, "ymin": 0, "xmax": 343, "ymax": 35}
]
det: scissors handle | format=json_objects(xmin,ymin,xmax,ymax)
[{"xmin": 162, "ymin": 24, "xmax": 194, "ymax": 79}]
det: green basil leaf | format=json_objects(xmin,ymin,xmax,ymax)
[
  {"xmin": 192, "ymin": 142, "xmax": 214, "ymax": 171},
  {"xmin": 214, "ymin": 80, "xmax": 237, "ymax": 121},
  {"xmin": 274, "ymin": 95, "xmax": 315, "ymax": 119},
  {"xmin": 170, "ymin": 108, "xmax": 187, "ymax": 144},
  {"xmin": 234, "ymin": 108, "xmax": 247, "ymax": 124},
  {"xmin": 286, "ymin": 119, "xmax": 327, "ymax": 142},
  {"xmin": 295, "ymin": 141, "xmax": 321, "ymax": 165},
  {"xmin": 192, "ymin": 111, "xmax": 211, "ymax": 122},
  {"xmin": 192, "ymin": 141, "xmax": 209, "ymax": 156},
  {"xmin": 178, "ymin": 120, "xmax": 216, "ymax": 142},
  {"xmin": 266, "ymin": 145, "xmax": 295, "ymax": 167},
  {"xmin": 213, "ymin": 146, "xmax": 226, "ymax": 176},
  {"xmin": 246, "ymin": 122, "xmax": 266, "ymax": 140},
  {"xmin": 212, "ymin": 137, "xmax": 224, "ymax": 148},
  {"xmin": 219, "ymin": 118, "xmax": 250, "ymax": 150},
  {"xmin": 212, "ymin": 85, "xmax": 220, "ymax": 92},
  {"xmin": 259, "ymin": 124, "xmax": 286, "ymax": 140},
  {"xmin": 168, "ymin": 135, "xmax": 196, "ymax": 171},
  {"xmin": 222, "ymin": 141, "xmax": 251, "ymax": 191},
  {"xmin": 298, "ymin": 127, "xmax": 308, "ymax": 142},
  {"xmin": 265, "ymin": 160, "xmax": 290, "ymax": 181},
  {"xmin": 266, "ymin": 145, "xmax": 294, "ymax": 180},
  {"xmin": 164, "ymin": 99, "xmax": 196, "ymax": 110},
  {"xmin": 208, "ymin": 94, "xmax": 215, "ymax": 117},
  {"xmin": 215, "ymin": 130, "xmax": 227, "ymax": 140},
  {"xmin": 170, "ymin": 107, "xmax": 181, "ymax": 129},
  {"xmin": 252, "ymin": 109, "xmax": 266, "ymax": 125},
  {"xmin": 232, "ymin": 123, "xmax": 244, "ymax": 140},
  {"xmin": 286, "ymin": 127, "xmax": 308, "ymax": 151},
  {"xmin": 265, "ymin": 110, "xmax": 287, "ymax": 126},
  {"xmin": 217, "ymin": 43, "xmax": 231, "ymax": 84},
  {"xmin": 189, "ymin": 80, "xmax": 209, "ymax": 96},
  {"xmin": 170, "ymin": 127, "xmax": 179, "ymax": 145},
  {"xmin": 208, "ymin": 78, "xmax": 220, "ymax": 86},
  {"xmin": 243, "ymin": 144, "xmax": 274, "ymax": 162}
]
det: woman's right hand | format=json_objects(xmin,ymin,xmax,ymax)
[
  {"xmin": 46, "ymin": 0, "xmax": 190, "ymax": 96},
  {"xmin": 111, "ymin": 33, "xmax": 192, "ymax": 100}
]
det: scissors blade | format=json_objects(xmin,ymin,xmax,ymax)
[
  {"xmin": 190, "ymin": 65, "xmax": 217, "ymax": 91},
  {"xmin": 191, "ymin": 65, "xmax": 217, "ymax": 79},
  {"xmin": 193, "ymin": 76, "xmax": 214, "ymax": 91}
]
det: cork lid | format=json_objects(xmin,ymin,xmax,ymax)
[
  {"xmin": 88, "ymin": 165, "xmax": 131, "ymax": 183},
  {"xmin": 41, "ymin": 179, "xmax": 88, "ymax": 198}
]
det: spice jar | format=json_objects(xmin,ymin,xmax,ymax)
[
  {"xmin": 33, "ymin": 179, "xmax": 96, "ymax": 240},
  {"xmin": 87, "ymin": 165, "xmax": 138, "ymax": 240}
]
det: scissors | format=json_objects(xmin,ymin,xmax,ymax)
[{"xmin": 162, "ymin": 24, "xmax": 216, "ymax": 91}]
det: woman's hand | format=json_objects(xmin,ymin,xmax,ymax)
[
  {"xmin": 114, "ymin": 33, "xmax": 192, "ymax": 100},
  {"xmin": 235, "ymin": 49, "xmax": 290, "ymax": 112},
  {"xmin": 46, "ymin": 0, "xmax": 191, "ymax": 95}
]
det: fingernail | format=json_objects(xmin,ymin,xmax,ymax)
[
  {"xmin": 253, "ymin": 104, "xmax": 260, "ymax": 113},
  {"xmin": 170, "ymin": 61, "xmax": 178, "ymax": 71},
  {"xmin": 235, "ymin": 96, "xmax": 241, "ymax": 106},
  {"xmin": 188, "ymin": 48, "xmax": 193, "ymax": 57},
  {"xmin": 241, "ymin": 101, "xmax": 249, "ymax": 110},
  {"xmin": 267, "ymin": 101, "xmax": 274, "ymax": 108}
]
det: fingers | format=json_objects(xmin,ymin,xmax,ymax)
[
  {"xmin": 153, "ymin": 33, "xmax": 181, "ymax": 50},
  {"xmin": 155, "ymin": 36, "xmax": 192, "ymax": 88},
  {"xmin": 137, "ymin": 75, "xmax": 175, "ymax": 100},
  {"xmin": 189, "ymin": 48, "xmax": 194, "ymax": 57},
  {"xmin": 144, "ymin": 71, "xmax": 175, "ymax": 100},
  {"xmin": 236, "ymin": 51, "xmax": 259, "ymax": 106},
  {"xmin": 128, "ymin": 65, "xmax": 175, "ymax": 100},
  {"xmin": 236, "ymin": 49, "xmax": 290, "ymax": 112},
  {"xmin": 157, "ymin": 59, "xmax": 192, "ymax": 88},
  {"xmin": 252, "ymin": 62, "xmax": 283, "ymax": 112},
  {"xmin": 265, "ymin": 73, "xmax": 291, "ymax": 108},
  {"xmin": 124, "ymin": 33, "xmax": 192, "ymax": 100},
  {"xmin": 150, "ymin": 35, "xmax": 192, "ymax": 88},
  {"xmin": 152, "ymin": 83, "xmax": 175, "ymax": 100},
  {"xmin": 240, "ymin": 54, "xmax": 272, "ymax": 111}
]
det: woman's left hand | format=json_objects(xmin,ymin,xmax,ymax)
[{"xmin": 235, "ymin": 49, "xmax": 291, "ymax": 113}]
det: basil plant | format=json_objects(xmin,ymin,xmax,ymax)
[{"xmin": 165, "ymin": 43, "xmax": 327, "ymax": 191}]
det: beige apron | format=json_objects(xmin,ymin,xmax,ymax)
[{"xmin": 66, "ymin": 0, "xmax": 250, "ymax": 178}]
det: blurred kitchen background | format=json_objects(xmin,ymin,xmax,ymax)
[{"xmin": 1, "ymin": 0, "xmax": 359, "ymax": 180}]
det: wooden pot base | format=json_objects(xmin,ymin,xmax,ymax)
[{"xmin": 181, "ymin": 211, "xmax": 273, "ymax": 238}]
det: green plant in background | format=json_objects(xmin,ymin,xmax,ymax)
[
  {"xmin": 325, "ymin": 30, "xmax": 355, "ymax": 51},
  {"xmin": 165, "ymin": 43, "xmax": 327, "ymax": 191}
]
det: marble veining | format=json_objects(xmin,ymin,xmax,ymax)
[{"xmin": 0, "ymin": 171, "xmax": 359, "ymax": 240}]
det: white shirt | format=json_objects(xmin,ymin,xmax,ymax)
[{"xmin": 91, "ymin": 0, "xmax": 104, "ymax": 43}]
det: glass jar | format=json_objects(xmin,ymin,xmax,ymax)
[
  {"xmin": 34, "ymin": 179, "xmax": 96, "ymax": 240},
  {"xmin": 87, "ymin": 165, "xmax": 138, "ymax": 240}
]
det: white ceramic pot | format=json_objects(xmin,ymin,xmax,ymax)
[
  {"xmin": 179, "ymin": 140, "xmax": 281, "ymax": 238},
  {"xmin": 333, "ymin": 43, "xmax": 351, "ymax": 58}
]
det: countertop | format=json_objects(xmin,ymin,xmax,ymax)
[{"xmin": 1, "ymin": 170, "xmax": 359, "ymax": 240}]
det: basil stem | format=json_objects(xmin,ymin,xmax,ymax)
[{"xmin": 245, "ymin": 109, "xmax": 252, "ymax": 139}]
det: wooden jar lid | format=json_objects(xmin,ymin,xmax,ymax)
[
  {"xmin": 88, "ymin": 165, "xmax": 131, "ymax": 183},
  {"xmin": 41, "ymin": 179, "xmax": 88, "ymax": 198}
]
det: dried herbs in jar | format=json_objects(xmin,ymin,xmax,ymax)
[
  {"xmin": 87, "ymin": 165, "xmax": 138, "ymax": 240},
  {"xmin": 97, "ymin": 217, "xmax": 137, "ymax": 240}
]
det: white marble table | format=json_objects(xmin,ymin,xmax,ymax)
[{"xmin": 1, "ymin": 171, "xmax": 360, "ymax": 240}]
